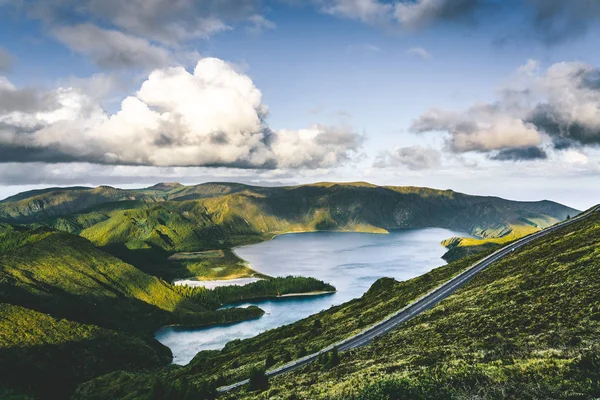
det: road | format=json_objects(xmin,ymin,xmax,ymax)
[{"xmin": 217, "ymin": 206, "xmax": 599, "ymax": 394}]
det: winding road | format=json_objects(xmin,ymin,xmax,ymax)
[{"xmin": 217, "ymin": 206, "xmax": 599, "ymax": 394}]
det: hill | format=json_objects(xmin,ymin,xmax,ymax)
[
  {"xmin": 0, "ymin": 225, "xmax": 261, "ymax": 398},
  {"xmin": 0, "ymin": 223, "xmax": 334, "ymax": 398},
  {"xmin": 0, "ymin": 182, "xmax": 577, "ymax": 280},
  {"xmin": 228, "ymin": 207, "xmax": 600, "ymax": 399},
  {"xmin": 72, "ymin": 206, "xmax": 600, "ymax": 399}
]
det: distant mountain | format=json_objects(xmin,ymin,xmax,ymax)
[{"xmin": 0, "ymin": 183, "xmax": 579, "ymax": 257}]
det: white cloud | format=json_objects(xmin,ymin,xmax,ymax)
[
  {"xmin": 319, "ymin": 0, "xmax": 393, "ymax": 26},
  {"xmin": 411, "ymin": 106, "xmax": 542, "ymax": 152},
  {"xmin": 273, "ymin": 125, "xmax": 364, "ymax": 168},
  {"xmin": 411, "ymin": 60, "xmax": 600, "ymax": 158},
  {"xmin": 0, "ymin": 58, "xmax": 363, "ymax": 169},
  {"xmin": 562, "ymin": 149, "xmax": 589, "ymax": 165}
]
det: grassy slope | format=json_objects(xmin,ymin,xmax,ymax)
[
  {"xmin": 231, "ymin": 209, "xmax": 600, "ymax": 399},
  {"xmin": 1, "ymin": 183, "xmax": 577, "ymax": 243},
  {"xmin": 0, "ymin": 223, "xmax": 336, "ymax": 398},
  {"xmin": 0, "ymin": 225, "xmax": 263, "ymax": 398},
  {"xmin": 72, "ymin": 249, "xmax": 496, "ymax": 399},
  {"xmin": 5, "ymin": 182, "xmax": 576, "ymax": 280},
  {"xmin": 0, "ymin": 303, "xmax": 171, "ymax": 399},
  {"xmin": 73, "ymin": 208, "xmax": 599, "ymax": 399}
]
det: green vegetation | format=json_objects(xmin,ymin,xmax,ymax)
[
  {"xmin": 176, "ymin": 276, "xmax": 335, "ymax": 308},
  {"xmin": 168, "ymin": 249, "xmax": 261, "ymax": 281},
  {"xmin": 74, "ymin": 208, "xmax": 600, "ymax": 400},
  {"xmin": 248, "ymin": 367, "xmax": 269, "ymax": 392},
  {"xmin": 1, "ymin": 182, "xmax": 576, "ymax": 281},
  {"xmin": 73, "ymin": 249, "xmax": 491, "ymax": 398},
  {"xmin": 0, "ymin": 182, "xmax": 585, "ymax": 399},
  {"xmin": 0, "ymin": 224, "xmax": 334, "ymax": 398},
  {"xmin": 226, "ymin": 208, "xmax": 600, "ymax": 399},
  {"xmin": 441, "ymin": 223, "xmax": 538, "ymax": 262},
  {"xmin": 0, "ymin": 304, "xmax": 170, "ymax": 399}
]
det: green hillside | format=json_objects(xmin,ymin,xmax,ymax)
[
  {"xmin": 228, "ymin": 208, "xmax": 600, "ymax": 399},
  {"xmin": 0, "ymin": 224, "xmax": 334, "ymax": 398},
  {"xmin": 0, "ymin": 303, "xmax": 171, "ymax": 399},
  {"xmin": 72, "ymin": 207, "xmax": 600, "ymax": 399},
  {"xmin": 0, "ymin": 182, "xmax": 576, "ymax": 280}
]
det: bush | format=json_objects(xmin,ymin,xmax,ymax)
[{"xmin": 248, "ymin": 367, "xmax": 269, "ymax": 392}]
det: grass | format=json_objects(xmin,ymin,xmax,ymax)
[
  {"xmin": 170, "ymin": 249, "xmax": 261, "ymax": 281},
  {"xmin": 0, "ymin": 303, "xmax": 171, "ymax": 399},
  {"xmin": 228, "ymin": 209, "xmax": 600, "ymax": 399},
  {"xmin": 441, "ymin": 223, "xmax": 539, "ymax": 262}
]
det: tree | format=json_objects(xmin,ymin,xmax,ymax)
[
  {"xmin": 312, "ymin": 319, "xmax": 322, "ymax": 331},
  {"xmin": 265, "ymin": 353, "xmax": 275, "ymax": 369},
  {"xmin": 248, "ymin": 367, "xmax": 269, "ymax": 392},
  {"xmin": 325, "ymin": 347, "xmax": 340, "ymax": 369}
]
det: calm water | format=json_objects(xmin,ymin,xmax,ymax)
[{"xmin": 155, "ymin": 228, "xmax": 468, "ymax": 365}]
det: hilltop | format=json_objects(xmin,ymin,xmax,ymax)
[{"xmin": 0, "ymin": 182, "xmax": 578, "ymax": 280}]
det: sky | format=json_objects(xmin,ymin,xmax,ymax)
[{"xmin": 1, "ymin": 0, "xmax": 600, "ymax": 209}]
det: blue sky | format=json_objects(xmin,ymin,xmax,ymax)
[{"xmin": 1, "ymin": 0, "xmax": 600, "ymax": 209}]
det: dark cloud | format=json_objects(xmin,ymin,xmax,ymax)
[
  {"xmin": 8, "ymin": 0, "xmax": 263, "ymax": 44},
  {"xmin": 0, "ymin": 145, "xmax": 82, "ymax": 164},
  {"xmin": 319, "ymin": 0, "xmax": 600, "ymax": 45},
  {"xmin": 528, "ymin": 103, "xmax": 600, "ymax": 148},
  {"xmin": 490, "ymin": 146, "xmax": 547, "ymax": 162},
  {"xmin": 394, "ymin": 0, "xmax": 484, "ymax": 29},
  {"xmin": 527, "ymin": 0, "xmax": 600, "ymax": 45}
]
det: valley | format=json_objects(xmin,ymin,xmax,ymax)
[{"xmin": 0, "ymin": 182, "xmax": 588, "ymax": 399}]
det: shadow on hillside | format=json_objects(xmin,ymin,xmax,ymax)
[{"xmin": 0, "ymin": 331, "xmax": 170, "ymax": 400}]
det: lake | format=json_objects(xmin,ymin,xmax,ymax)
[{"xmin": 155, "ymin": 228, "xmax": 469, "ymax": 365}]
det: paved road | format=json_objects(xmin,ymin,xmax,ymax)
[{"xmin": 218, "ymin": 206, "xmax": 599, "ymax": 393}]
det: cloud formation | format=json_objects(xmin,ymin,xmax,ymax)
[
  {"xmin": 411, "ymin": 60, "xmax": 600, "ymax": 160},
  {"xmin": 394, "ymin": 0, "xmax": 481, "ymax": 30},
  {"xmin": 489, "ymin": 146, "xmax": 547, "ymax": 162},
  {"xmin": 317, "ymin": 0, "xmax": 600, "ymax": 44},
  {"xmin": 12, "ymin": 0, "xmax": 262, "ymax": 44},
  {"xmin": 374, "ymin": 145, "xmax": 441, "ymax": 170},
  {"xmin": 0, "ymin": 58, "xmax": 362, "ymax": 169},
  {"xmin": 0, "ymin": 77, "xmax": 58, "ymax": 113},
  {"xmin": 54, "ymin": 24, "xmax": 172, "ymax": 69}
]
